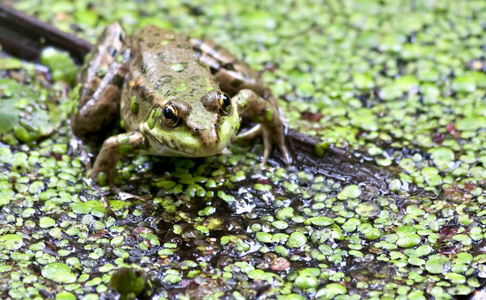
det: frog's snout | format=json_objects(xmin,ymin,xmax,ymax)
[
  {"xmin": 192, "ymin": 125, "xmax": 228, "ymax": 155},
  {"xmin": 191, "ymin": 125, "xmax": 219, "ymax": 142},
  {"xmin": 190, "ymin": 124, "xmax": 211, "ymax": 133},
  {"xmin": 191, "ymin": 125, "xmax": 218, "ymax": 133}
]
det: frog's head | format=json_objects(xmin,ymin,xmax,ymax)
[{"xmin": 145, "ymin": 90, "xmax": 240, "ymax": 157}]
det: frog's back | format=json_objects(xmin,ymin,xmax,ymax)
[
  {"xmin": 128, "ymin": 26, "xmax": 216, "ymax": 96},
  {"xmin": 130, "ymin": 26, "xmax": 195, "ymax": 65}
]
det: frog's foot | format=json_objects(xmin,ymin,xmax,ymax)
[
  {"xmin": 236, "ymin": 124, "xmax": 290, "ymax": 165},
  {"xmin": 90, "ymin": 131, "xmax": 146, "ymax": 185},
  {"xmin": 233, "ymin": 89, "xmax": 290, "ymax": 166}
]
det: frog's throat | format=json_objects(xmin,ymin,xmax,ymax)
[{"xmin": 143, "ymin": 134, "xmax": 231, "ymax": 157}]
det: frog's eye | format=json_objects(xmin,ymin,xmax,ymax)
[
  {"xmin": 162, "ymin": 103, "xmax": 180, "ymax": 127},
  {"xmin": 218, "ymin": 93, "xmax": 232, "ymax": 116}
]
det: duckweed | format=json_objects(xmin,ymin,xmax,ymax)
[
  {"xmin": 41, "ymin": 263, "xmax": 77, "ymax": 284},
  {"xmin": 287, "ymin": 232, "xmax": 307, "ymax": 248},
  {"xmin": 0, "ymin": 234, "xmax": 23, "ymax": 250},
  {"xmin": 1, "ymin": 0, "xmax": 486, "ymax": 298}
]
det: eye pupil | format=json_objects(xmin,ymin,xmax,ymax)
[
  {"xmin": 221, "ymin": 94, "xmax": 231, "ymax": 107},
  {"xmin": 164, "ymin": 107, "xmax": 174, "ymax": 119},
  {"xmin": 162, "ymin": 103, "xmax": 180, "ymax": 127}
]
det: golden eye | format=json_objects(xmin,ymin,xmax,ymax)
[
  {"xmin": 218, "ymin": 93, "xmax": 232, "ymax": 116},
  {"xmin": 162, "ymin": 103, "xmax": 180, "ymax": 127}
]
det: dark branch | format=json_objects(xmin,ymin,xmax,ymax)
[{"xmin": 0, "ymin": 3, "xmax": 92, "ymax": 63}]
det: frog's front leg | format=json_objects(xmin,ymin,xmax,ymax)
[
  {"xmin": 91, "ymin": 131, "xmax": 146, "ymax": 184},
  {"xmin": 72, "ymin": 22, "xmax": 129, "ymax": 136},
  {"xmin": 233, "ymin": 89, "xmax": 290, "ymax": 165}
]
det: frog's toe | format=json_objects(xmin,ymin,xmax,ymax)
[
  {"xmin": 260, "ymin": 129, "xmax": 273, "ymax": 167},
  {"xmin": 236, "ymin": 124, "xmax": 262, "ymax": 140},
  {"xmin": 273, "ymin": 131, "xmax": 291, "ymax": 166},
  {"xmin": 279, "ymin": 143, "xmax": 291, "ymax": 166},
  {"xmin": 259, "ymin": 126, "xmax": 290, "ymax": 167}
]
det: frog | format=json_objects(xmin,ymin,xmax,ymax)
[{"xmin": 71, "ymin": 23, "xmax": 289, "ymax": 184}]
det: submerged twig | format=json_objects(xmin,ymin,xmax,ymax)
[{"xmin": 0, "ymin": 3, "xmax": 92, "ymax": 63}]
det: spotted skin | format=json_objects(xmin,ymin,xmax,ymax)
[{"xmin": 72, "ymin": 23, "xmax": 289, "ymax": 184}]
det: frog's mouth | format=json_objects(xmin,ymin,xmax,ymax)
[
  {"xmin": 149, "ymin": 139, "xmax": 231, "ymax": 157},
  {"xmin": 146, "ymin": 128, "xmax": 233, "ymax": 158}
]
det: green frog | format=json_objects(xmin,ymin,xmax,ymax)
[{"xmin": 72, "ymin": 23, "xmax": 289, "ymax": 184}]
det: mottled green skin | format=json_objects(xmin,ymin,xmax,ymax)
[
  {"xmin": 72, "ymin": 23, "xmax": 288, "ymax": 183},
  {"xmin": 121, "ymin": 26, "xmax": 239, "ymax": 157}
]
